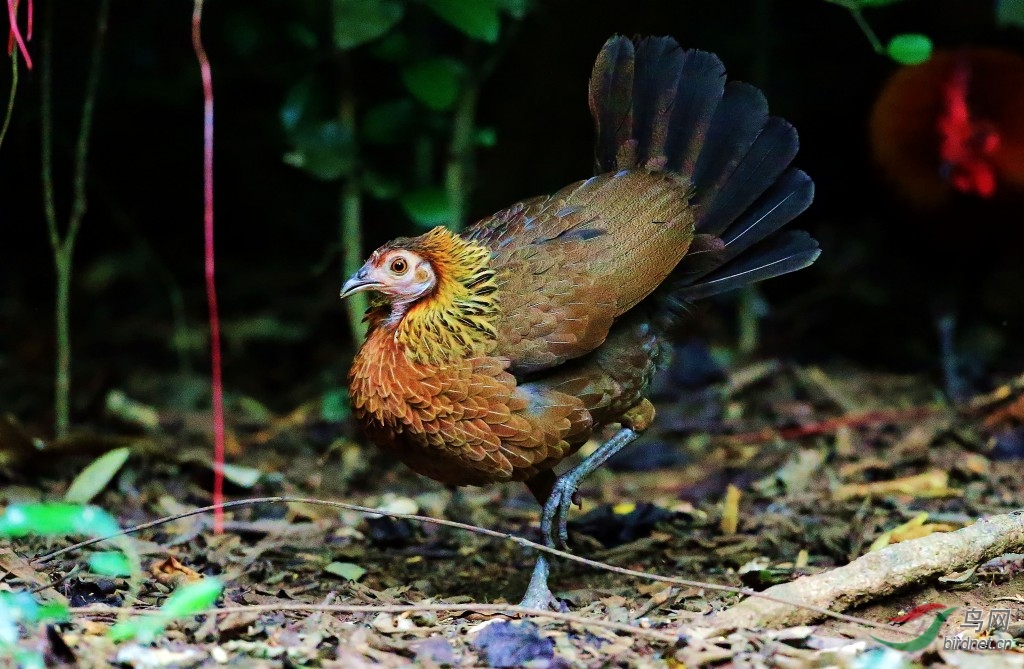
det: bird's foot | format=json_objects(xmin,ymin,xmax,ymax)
[
  {"xmin": 539, "ymin": 426, "xmax": 644, "ymax": 550},
  {"xmin": 517, "ymin": 554, "xmax": 562, "ymax": 610},
  {"xmin": 539, "ymin": 476, "xmax": 581, "ymax": 550}
]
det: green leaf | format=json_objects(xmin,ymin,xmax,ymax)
[
  {"xmin": 283, "ymin": 120, "xmax": 356, "ymax": 180},
  {"xmin": 321, "ymin": 388, "xmax": 351, "ymax": 423},
  {"xmin": 402, "ymin": 58, "xmax": 465, "ymax": 111},
  {"xmin": 109, "ymin": 578, "xmax": 223, "ymax": 643},
  {"xmin": 89, "ymin": 551, "xmax": 133, "ymax": 577},
  {"xmin": 332, "ymin": 0, "xmax": 404, "ymax": 50},
  {"xmin": 886, "ymin": 33, "xmax": 932, "ymax": 65},
  {"xmin": 475, "ymin": 127, "xmax": 497, "ymax": 147},
  {"xmin": 425, "ymin": 0, "xmax": 500, "ymax": 42},
  {"xmin": 400, "ymin": 187, "xmax": 451, "ymax": 227},
  {"xmin": 36, "ymin": 601, "xmax": 70, "ymax": 623},
  {"xmin": 997, "ymin": 0, "xmax": 1024, "ymax": 28},
  {"xmin": 64, "ymin": 447, "xmax": 130, "ymax": 504},
  {"xmin": 324, "ymin": 561, "xmax": 367, "ymax": 581},
  {"xmin": 497, "ymin": 0, "xmax": 531, "ymax": 19},
  {"xmin": 160, "ymin": 578, "xmax": 223, "ymax": 617},
  {"xmin": 367, "ymin": 32, "xmax": 410, "ymax": 61},
  {"xmin": 362, "ymin": 100, "xmax": 415, "ymax": 145},
  {"xmin": 363, "ymin": 171, "xmax": 402, "ymax": 200},
  {"xmin": 281, "ymin": 78, "xmax": 318, "ymax": 135},
  {"xmin": 0, "ymin": 503, "xmax": 119, "ymax": 539}
]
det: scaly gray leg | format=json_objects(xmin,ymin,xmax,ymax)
[{"xmin": 517, "ymin": 427, "xmax": 641, "ymax": 609}]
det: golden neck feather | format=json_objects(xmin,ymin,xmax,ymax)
[{"xmin": 389, "ymin": 227, "xmax": 499, "ymax": 365}]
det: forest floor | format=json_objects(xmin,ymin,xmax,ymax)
[{"xmin": 3, "ymin": 359, "xmax": 1024, "ymax": 668}]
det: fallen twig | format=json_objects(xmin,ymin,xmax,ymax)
[{"xmin": 695, "ymin": 508, "xmax": 1024, "ymax": 632}]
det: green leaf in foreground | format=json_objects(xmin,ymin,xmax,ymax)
[
  {"xmin": 64, "ymin": 447, "xmax": 130, "ymax": 504},
  {"xmin": 89, "ymin": 551, "xmax": 133, "ymax": 577},
  {"xmin": 0, "ymin": 503, "xmax": 119, "ymax": 539},
  {"xmin": 109, "ymin": 578, "xmax": 223, "ymax": 643},
  {"xmin": 887, "ymin": 33, "xmax": 932, "ymax": 65}
]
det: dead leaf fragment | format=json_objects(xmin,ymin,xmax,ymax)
[
  {"xmin": 720, "ymin": 484, "xmax": 741, "ymax": 535},
  {"xmin": 150, "ymin": 556, "xmax": 202, "ymax": 587},
  {"xmin": 835, "ymin": 469, "xmax": 960, "ymax": 500}
]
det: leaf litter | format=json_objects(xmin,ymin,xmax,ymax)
[{"xmin": 2, "ymin": 363, "xmax": 1024, "ymax": 666}]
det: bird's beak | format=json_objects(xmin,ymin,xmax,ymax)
[{"xmin": 340, "ymin": 266, "xmax": 382, "ymax": 299}]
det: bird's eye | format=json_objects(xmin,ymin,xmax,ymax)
[{"xmin": 390, "ymin": 257, "xmax": 408, "ymax": 275}]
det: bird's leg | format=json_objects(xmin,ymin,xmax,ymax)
[
  {"xmin": 518, "ymin": 400, "xmax": 654, "ymax": 609},
  {"xmin": 937, "ymin": 312, "xmax": 968, "ymax": 402},
  {"xmin": 542, "ymin": 427, "xmax": 642, "ymax": 549}
]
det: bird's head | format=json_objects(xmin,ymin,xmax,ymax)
[
  {"xmin": 340, "ymin": 227, "xmax": 499, "ymax": 362},
  {"xmin": 340, "ymin": 246, "xmax": 437, "ymax": 305}
]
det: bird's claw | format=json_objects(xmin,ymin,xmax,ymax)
[{"xmin": 540, "ymin": 476, "xmax": 579, "ymax": 551}]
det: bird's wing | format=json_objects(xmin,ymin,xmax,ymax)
[{"xmin": 464, "ymin": 169, "xmax": 695, "ymax": 373}]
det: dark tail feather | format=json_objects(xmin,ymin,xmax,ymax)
[
  {"xmin": 590, "ymin": 36, "xmax": 725, "ymax": 173},
  {"xmin": 588, "ymin": 35, "xmax": 818, "ymax": 300},
  {"xmin": 676, "ymin": 230, "xmax": 820, "ymax": 301}
]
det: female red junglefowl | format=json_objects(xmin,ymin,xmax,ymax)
[{"xmin": 342, "ymin": 35, "xmax": 819, "ymax": 607}]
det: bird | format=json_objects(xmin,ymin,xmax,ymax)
[
  {"xmin": 870, "ymin": 47, "xmax": 1024, "ymax": 210},
  {"xmin": 869, "ymin": 47, "xmax": 1024, "ymax": 398},
  {"xmin": 340, "ymin": 35, "xmax": 819, "ymax": 608}
]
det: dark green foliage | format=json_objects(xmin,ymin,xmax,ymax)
[{"xmin": 332, "ymin": 0, "xmax": 405, "ymax": 49}]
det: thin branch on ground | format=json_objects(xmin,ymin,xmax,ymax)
[{"xmin": 31, "ymin": 495, "xmax": 904, "ymax": 634}]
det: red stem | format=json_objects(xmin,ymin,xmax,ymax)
[
  {"xmin": 191, "ymin": 0, "xmax": 224, "ymax": 534},
  {"xmin": 7, "ymin": 0, "xmax": 32, "ymax": 68}
]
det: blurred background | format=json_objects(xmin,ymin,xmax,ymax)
[{"xmin": 2, "ymin": 0, "xmax": 1023, "ymax": 432}]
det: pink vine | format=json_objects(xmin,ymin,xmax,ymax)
[
  {"xmin": 191, "ymin": 0, "xmax": 225, "ymax": 534},
  {"xmin": 6, "ymin": 0, "xmax": 33, "ymax": 69}
]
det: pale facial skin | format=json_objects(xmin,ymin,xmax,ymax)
[{"xmin": 340, "ymin": 249, "xmax": 437, "ymax": 316}]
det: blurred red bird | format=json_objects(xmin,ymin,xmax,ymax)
[
  {"xmin": 870, "ymin": 47, "xmax": 1024, "ymax": 397},
  {"xmin": 871, "ymin": 47, "xmax": 1024, "ymax": 208}
]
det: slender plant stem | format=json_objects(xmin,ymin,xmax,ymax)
[
  {"xmin": 444, "ymin": 85, "xmax": 477, "ymax": 232},
  {"xmin": 190, "ymin": 0, "xmax": 225, "ymax": 535},
  {"xmin": 849, "ymin": 7, "xmax": 883, "ymax": 54},
  {"xmin": 0, "ymin": 49, "xmax": 17, "ymax": 151},
  {"xmin": 339, "ymin": 57, "xmax": 367, "ymax": 344},
  {"xmin": 340, "ymin": 178, "xmax": 367, "ymax": 343},
  {"xmin": 39, "ymin": 0, "xmax": 109, "ymax": 439}
]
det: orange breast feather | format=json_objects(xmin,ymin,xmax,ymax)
[{"xmin": 348, "ymin": 325, "xmax": 592, "ymax": 486}]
